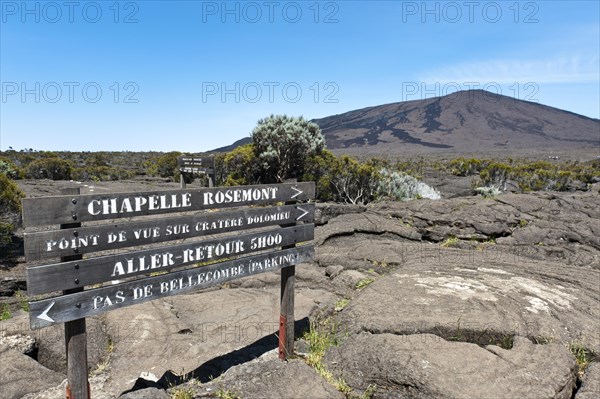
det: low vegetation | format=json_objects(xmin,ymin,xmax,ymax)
[
  {"xmin": 0, "ymin": 157, "xmax": 21, "ymax": 179},
  {"xmin": 0, "ymin": 172, "xmax": 25, "ymax": 248},
  {"xmin": 334, "ymin": 298, "xmax": 350, "ymax": 311},
  {"xmin": 449, "ymin": 157, "xmax": 599, "ymax": 192},
  {"xmin": 170, "ymin": 386, "xmax": 195, "ymax": 399},
  {"xmin": 302, "ymin": 316, "xmax": 381, "ymax": 398},
  {"xmin": 474, "ymin": 185, "xmax": 501, "ymax": 198},
  {"xmin": 355, "ymin": 278, "xmax": 375, "ymax": 290},
  {"xmin": 214, "ymin": 388, "xmax": 241, "ymax": 399},
  {"xmin": 2, "ymin": 119, "xmax": 598, "ymax": 209},
  {"xmin": 0, "ymin": 149, "xmax": 153, "ymax": 183},
  {"xmin": 569, "ymin": 341, "xmax": 595, "ymax": 378},
  {"xmin": 442, "ymin": 236, "xmax": 459, "ymax": 248},
  {"xmin": 15, "ymin": 290, "xmax": 29, "ymax": 312},
  {"xmin": 302, "ymin": 318, "xmax": 352, "ymax": 396},
  {"xmin": 0, "ymin": 303, "xmax": 11, "ymax": 321},
  {"xmin": 25, "ymin": 157, "xmax": 73, "ymax": 180},
  {"xmin": 377, "ymin": 168, "xmax": 440, "ymax": 200}
]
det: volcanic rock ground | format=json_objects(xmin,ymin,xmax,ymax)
[{"xmin": 0, "ymin": 177, "xmax": 599, "ymax": 399}]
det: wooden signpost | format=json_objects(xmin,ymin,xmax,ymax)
[
  {"xmin": 23, "ymin": 182, "xmax": 315, "ymax": 398},
  {"xmin": 177, "ymin": 155, "xmax": 215, "ymax": 188}
]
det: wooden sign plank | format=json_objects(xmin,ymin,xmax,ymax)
[
  {"xmin": 29, "ymin": 246, "xmax": 314, "ymax": 330},
  {"xmin": 177, "ymin": 156, "xmax": 214, "ymax": 168},
  {"xmin": 180, "ymin": 167, "xmax": 214, "ymax": 174},
  {"xmin": 27, "ymin": 224, "xmax": 314, "ymax": 295},
  {"xmin": 24, "ymin": 204, "xmax": 315, "ymax": 261},
  {"xmin": 22, "ymin": 182, "xmax": 315, "ymax": 227}
]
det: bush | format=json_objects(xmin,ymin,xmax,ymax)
[
  {"xmin": 480, "ymin": 162, "xmax": 512, "ymax": 189},
  {"xmin": 302, "ymin": 149, "xmax": 337, "ymax": 201},
  {"xmin": 0, "ymin": 174, "xmax": 24, "ymax": 247},
  {"xmin": 0, "ymin": 222, "xmax": 15, "ymax": 246},
  {"xmin": 146, "ymin": 151, "xmax": 182, "ymax": 178},
  {"xmin": 570, "ymin": 160, "xmax": 600, "ymax": 184},
  {"xmin": 395, "ymin": 158, "xmax": 424, "ymax": 178},
  {"xmin": 475, "ymin": 185, "xmax": 502, "ymax": 198},
  {"xmin": 25, "ymin": 157, "xmax": 73, "ymax": 180},
  {"xmin": 449, "ymin": 157, "xmax": 487, "ymax": 176},
  {"xmin": 252, "ymin": 114, "xmax": 325, "ymax": 183},
  {"xmin": 217, "ymin": 144, "xmax": 258, "ymax": 186},
  {"xmin": 377, "ymin": 169, "xmax": 441, "ymax": 201},
  {"xmin": 328, "ymin": 156, "xmax": 380, "ymax": 204},
  {"xmin": 510, "ymin": 163, "xmax": 574, "ymax": 192},
  {"xmin": 0, "ymin": 173, "xmax": 24, "ymax": 214},
  {"xmin": 0, "ymin": 157, "xmax": 21, "ymax": 179}
]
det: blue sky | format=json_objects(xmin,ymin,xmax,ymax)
[{"xmin": 1, "ymin": 0, "xmax": 599, "ymax": 152}]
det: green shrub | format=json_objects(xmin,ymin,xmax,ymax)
[
  {"xmin": 449, "ymin": 157, "xmax": 487, "ymax": 176},
  {"xmin": 516, "ymin": 160, "xmax": 555, "ymax": 173},
  {"xmin": 25, "ymin": 157, "xmax": 72, "ymax": 180},
  {"xmin": 0, "ymin": 222, "xmax": 15, "ymax": 246},
  {"xmin": 0, "ymin": 157, "xmax": 21, "ymax": 179},
  {"xmin": 328, "ymin": 155, "xmax": 380, "ymax": 204},
  {"xmin": 146, "ymin": 151, "xmax": 182, "ymax": 178},
  {"xmin": 511, "ymin": 165, "xmax": 574, "ymax": 192},
  {"xmin": 251, "ymin": 114, "xmax": 325, "ymax": 183},
  {"xmin": 218, "ymin": 144, "xmax": 257, "ymax": 186},
  {"xmin": 0, "ymin": 173, "xmax": 24, "ymax": 214},
  {"xmin": 395, "ymin": 158, "xmax": 423, "ymax": 178},
  {"xmin": 572, "ymin": 160, "xmax": 600, "ymax": 184},
  {"xmin": 302, "ymin": 149, "xmax": 337, "ymax": 201},
  {"xmin": 0, "ymin": 304, "xmax": 11, "ymax": 321},
  {"xmin": 0, "ymin": 174, "xmax": 24, "ymax": 248},
  {"xmin": 480, "ymin": 162, "xmax": 512, "ymax": 189}
]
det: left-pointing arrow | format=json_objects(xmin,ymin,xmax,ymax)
[{"xmin": 37, "ymin": 302, "xmax": 55, "ymax": 323}]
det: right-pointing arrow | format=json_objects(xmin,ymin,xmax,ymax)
[
  {"xmin": 296, "ymin": 206, "xmax": 309, "ymax": 221},
  {"xmin": 37, "ymin": 302, "xmax": 55, "ymax": 323},
  {"xmin": 290, "ymin": 186, "xmax": 303, "ymax": 199}
]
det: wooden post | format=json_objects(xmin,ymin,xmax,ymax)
[
  {"xmin": 279, "ymin": 199, "xmax": 296, "ymax": 360},
  {"xmin": 61, "ymin": 188, "xmax": 89, "ymax": 399},
  {"xmin": 180, "ymin": 171, "xmax": 186, "ymax": 189},
  {"xmin": 279, "ymin": 262, "xmax": 295, "ymax": 359}
]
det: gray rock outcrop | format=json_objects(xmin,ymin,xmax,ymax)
[{"xmin": 325, "ymin": 333, "xmax": 576, "ymax": 399}]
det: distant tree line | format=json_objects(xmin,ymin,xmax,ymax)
[
  {"xmin": 2, "ymin": 115, "xmax": 599, "ymax": 203},
  {"xmin": 4, "ymin": 115, "xmax": 597, "ymax": 259}
]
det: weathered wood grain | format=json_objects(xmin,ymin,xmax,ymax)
[
  {"xmin": 22, "ymin": 182, "xmax": 315, "ymax": 227},
  {"xmin": 27, "ymin": 224, "xmax": 314, "ymax": 295},
  {"xmin": 59, "ymin": 187, "xmax": 89, "ymax": 398},
  {"xmin": 29, "ymin": 246, "xmax": 314, "ymax": 329},
  {"xmin": 279, "ymin": 199, "xmax": 297, "ymax": 360},
  {"xmin": 24, "ymin": 204, "xmax": 314, "ymax": 261}
]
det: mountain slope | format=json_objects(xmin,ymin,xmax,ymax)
[
  {"xmin": 211, "ymin": 137, "xmax": 252, "ymax": 153},
  {"xmin": 312, "ymin": 90, "xmax": 599, "ymax": 155},
  {"xmin": 212, "ymin": 90, "xmax": 600, "ymax": 155}
]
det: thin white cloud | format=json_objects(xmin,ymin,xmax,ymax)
[{"xmin": 420, "ymin": 56, "xmax": 599, "ymax": 84}]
